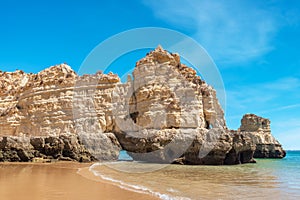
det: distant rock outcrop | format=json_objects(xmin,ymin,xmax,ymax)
[
  {"xmin": 0, "ymin": 46, "xmax": 285, "ymax": 163},
  {"xmin": 238, "ymin": 114, "xmax": 286, "ymax": 158}
]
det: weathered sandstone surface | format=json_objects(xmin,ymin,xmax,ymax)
[
  {"xmin": 0, "ymin": 46, "xmax": 285, "ymax": 163},
  {"xmin": 0, "ymin": 135, "xmax": 96, "ymax": 162},
  {"xmin": 237, "ymin": 114, "xmax": 286, "ymax": 158},
  {"xmin": 0, "ymin": 65, "xmax": 121, "ymax": 162}
]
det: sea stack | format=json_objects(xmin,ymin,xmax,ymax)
[
  {"xmin": 0, "ymin": 46, "xmax": 285, "ymax": 164},
  {"xmin": 238, "ymin": 114, "xmax": 286, "ymax": 158}
]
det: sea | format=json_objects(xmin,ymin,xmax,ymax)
[{"xmin": 88, "ymin": 151, "xmax": 300, "ymax": 200}]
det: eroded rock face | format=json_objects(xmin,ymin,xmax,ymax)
[
  {"xmin": 0, "ymin": 64, "xmax": 121, "ymax": 161},
  {"xmin": 0, "ymin": 46, "xmax": 285, "ymax": 164},
  {"xmin": 112, "ymin": 46, "xmax": 257, "ymax": 165},
  {"xmin": 238, "ymin": 114, "xmax": 286, "ymax": 158},
  {"xmin": 0, "ymin": 134, "xmax": 96, "ymax": 162}
]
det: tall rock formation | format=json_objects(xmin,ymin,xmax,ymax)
[
  {"xmin": 112, "ymin": 46, "xmax": 255, "ymax": 164},
  {"xmin": 0, "ymin": 46, "xmax": 285, "ymax": 163}
]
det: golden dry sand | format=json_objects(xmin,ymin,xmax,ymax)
[{"xmin": 0, "ymin": 162, "xmax": 158, "ymax": 200}]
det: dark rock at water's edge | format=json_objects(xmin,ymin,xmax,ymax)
[
  {"xmin": 238, "ymin": 114, "xmax": 286, "ymax": 159},
  {"xmin": 254, "ymin": 144, "xmax": 286, "ymax": 158},
  {"xmin": 0, "ymin": 135, "xmax": 97, "ymax": 162},
  {"xmin": 0, "ymin": 46, "xmax": 285, "ymax": 164}
]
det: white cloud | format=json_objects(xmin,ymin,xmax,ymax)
[
  {"xmin": 261, "ymin": 104, "xmax": 300, "ymax": 115},
  {"xmin": 274, "ymin": 127, "xmax": 300, "ymax": 150},
  {"xmin": 227, "ymin": 77, "xmax": 300, "ymax": 105},
  {"xmin": 143, "ymin": 0, "xmax": 283, "ymax": 64},
  {"xmin": 264, "ymin": 77, "xmax": 300, "ymax": 90},
  {"xmin": 225, "ymin": 77, "xmax": 300, "ymax": 122}
]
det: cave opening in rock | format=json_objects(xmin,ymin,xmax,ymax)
[
  {"xmin": 117, "ymin": 150, "xmax": 133, "ymax": 161},
  {"xmin": 239, "ymin": 152, "xmax": 244, "ymax": 163},
  {"xmin": 129, "ymin": 111, "xmax": 139, "ymax": 123},
  {"xmin": 205, "ymin": 121, "xmax": 212, "ymax": 129},
  {"xmin": 16, "ymin": 105, "xmax": 22, "ymax": 110}
]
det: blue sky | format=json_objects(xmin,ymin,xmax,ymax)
[{"xmin": 0, "ymin": 0, "xmax": 299, "ymax": 149}]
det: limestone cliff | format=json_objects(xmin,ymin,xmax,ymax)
[
  {"xmin": 0, "ymin": 46, "xmax": 285, "ymax": 163},
  {"xmin": 0, "ymin": 64, "xmax": 121, "ymax": 162},
  {"xmin": 112, "ymin": 46, "xmax": 253, "ymax": 164}
]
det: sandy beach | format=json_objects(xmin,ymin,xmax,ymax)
[{"xmin": 0, "ymin": 162, "xmax": 158, "ymax": 200}]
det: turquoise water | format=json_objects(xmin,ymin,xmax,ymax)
[
  {"xmin": 255, "ymin": 151, "xmax": 300, "ymax": 197},
  {"xmin": 118, "ymin": 150, "xmax": 133, "ymax": 161},
  {"xmin": 90, "ymin": 151, "xmax": 300, "ymax": 200}
]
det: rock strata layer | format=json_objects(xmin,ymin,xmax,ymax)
[
  {"xmin": 0, "ymin": 46, "xmax": 285, "ymax": 164},
  {"xmin": 238, "ymin": 114, "xmax": 286, "ymax": 158},
  {"xmin": 0, "ymin": 134, "xmax": 96, "ymax": 162}
]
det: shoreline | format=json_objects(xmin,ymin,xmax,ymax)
[{"xmin": 0, "ymin": 162, "xmax": 158, "ymax": 200}]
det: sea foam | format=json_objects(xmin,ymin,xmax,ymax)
[{"xmin": 89, "ymin": 162, "xmax": 190, "ymax": 200}]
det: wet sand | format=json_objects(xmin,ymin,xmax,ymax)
[{"xmin": 0, "ymin": 162, "xmax": 158, "ymax": 200}]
